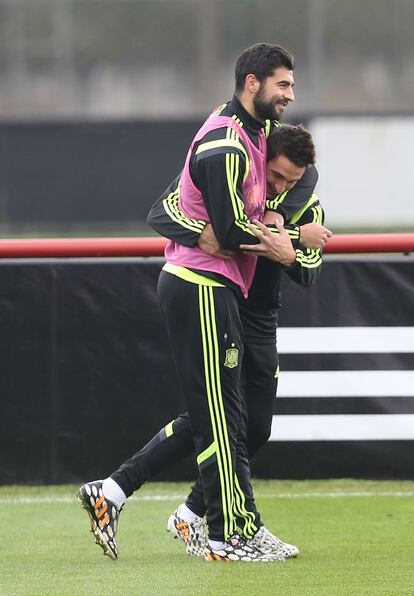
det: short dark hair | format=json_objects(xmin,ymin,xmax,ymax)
[
  {"xmin": 267, "ymin": 124, "xmax": 316, "ymax": 168},
  {"xmin": 235, "ymin": 43, "xmax": 295, "ymax": 92}
]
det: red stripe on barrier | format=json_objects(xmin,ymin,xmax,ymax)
[
  {"xmin": 0, "ymin": 233, "xmax": 412, "ymax": 258},
  {"xmin": 0, "ymin": 237, "xmax": 167, "ymax": 258},
  {"xmin": 323, "ymin": 233, "xmax": 414, "ymax": 254}
]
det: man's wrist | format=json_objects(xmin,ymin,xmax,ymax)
[{"xmin": 282, "ymin": 250, "xmax": 297, "ymax": 269}]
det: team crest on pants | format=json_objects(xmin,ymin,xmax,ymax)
[{"xmin": 224, "ymin": 347, "xmax": 239, "ymax": 368}]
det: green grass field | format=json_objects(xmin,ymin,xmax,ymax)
[{"xmin": 2, "ymin": 480, "xmax": 414, "ymax": 596}]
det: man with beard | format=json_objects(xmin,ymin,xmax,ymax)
[{"xmin": 79, "ymin": 44, "xmax": 317, "ymax": 562}]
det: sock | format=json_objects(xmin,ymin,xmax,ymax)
[
  {"xmin": 102, "ymin": 477, "xmax": 127, "ymax": 509},
  {"xmin": 178, "ymin": 502, "xmax": 199, "ymax": 521},
  {"xmin": 208, "ymin": 539, "xmax": 227, "ymax": 551}
]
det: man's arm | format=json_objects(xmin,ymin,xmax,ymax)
[
  {"xmin": 190, "ymin": 143, "xmax": 260, "ymax": 250},
  {"xmin": 148, "ymin": 130, "xmax": 264, "ymax": 251},
  {"xmin": 147, "ymin": 164, "xmax": 309, "ymax": 256},
  {"xmin": 147, "ymin": 174, "xmax": 234, "ymax": 258},
  {"xmin": 285, "ymin": 195, "xmax": 328, "ymax": 287},
  {"xmin": 147, "ymin": 174, "xmax": 205, "ymax": 248},
  {"xmin": 240, "ymin": 194, "xmax": 330, "ymax": 287},
  {"xmin": 238, "ymin": 166, "xmax": 320, "ymax": 261},
  {"xmin": 148, "ymin": 183, "xmax": 301, "ymax": 259}
]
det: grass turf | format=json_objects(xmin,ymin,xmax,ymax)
[{"xmin": 1, "ymin": 480, "xmax": 413, "ymax": 596}]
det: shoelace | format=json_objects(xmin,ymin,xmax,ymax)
[
  {"xmin": 93, "ymin": 495, "xmax": 110, "ymax": 529},
  {"xmin": 193, "ymin": 518, "xmax": 207, "ymax": 532},
  {"xmin": 260, "ymin": 529, "xmax": 283, "ymax": 548},
  {"xmin": 93, "ymin": 497, "xmax": 122, "ymax": 530}
]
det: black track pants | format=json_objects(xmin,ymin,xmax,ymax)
[{"xmin": 157, "ymin": 270, "xmax": 243, "ymax": 541}]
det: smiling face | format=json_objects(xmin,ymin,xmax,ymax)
[
  {"xmin": 253, "ymin": 67, "xmax": 295, "ymax": 121},
  {"xmin": 266, "ymin": 153, "xmax": 305, "ymax": 197}
]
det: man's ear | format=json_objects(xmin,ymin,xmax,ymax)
[{"xmin": 245, "ymin": 74, "xmax": 260, "ymax": 94}]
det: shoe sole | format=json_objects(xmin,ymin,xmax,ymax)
[
  {"xmin": 255, "ymin": 545, "xmax": 298, "ymax": 559},
  {"xmin": 78, "ymin": 489, "xmax": 117, "ymax": 560},
  {"xmin": 204, "ymin": 550, "xmax": 284, "ymax": 562}
]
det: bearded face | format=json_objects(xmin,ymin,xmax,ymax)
[{"xmin": 252, "ymin": 67, "xmax": 295, "ymax": 121}]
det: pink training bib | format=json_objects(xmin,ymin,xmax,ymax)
[{"xmin": 165, "ymin": 110, "xmax": 267, "ymax": 298}]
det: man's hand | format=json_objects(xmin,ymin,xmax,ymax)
[
  {"xmin": 197, "ymin": 224, "xmax": 235, "ymax": 260},
  {"xmin": 240, "ymin": 220, "xmax": 296, "ymax": 267},
  {"xmin": 300, "ymin": 223, "xmax": 333, "ymax": 249}
]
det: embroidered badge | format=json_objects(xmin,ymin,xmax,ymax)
[{"xmin": 224, "ymin": 347, "xmax": 239, "ymax": 368}]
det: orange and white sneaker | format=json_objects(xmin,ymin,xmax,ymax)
[
  {"xmin": 167, "ymin": 505, "xmax": 207, "ymax": 556},
  {"xmin": 204, "ymin": 534, "xmax": 285, "ymax": 562},
  {"xmin": 78, "ymin": 479, "xmax": 121, "ymax": 560}
]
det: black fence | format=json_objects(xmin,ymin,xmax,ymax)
[
  {"xmin": 1, "ymin": 255, "xmax": 413, "ymax": 485},
  {"xmin": 0, "ymin": 116, "xmax": 310, "ymax": 233},
  {"xmin": 0, "ymin": 120, "xmax": 200, "ymax": 230}
]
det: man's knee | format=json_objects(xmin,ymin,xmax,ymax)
[{"xmin": 247, "ymin": 419, "xmax": 272, "ymax": 457}]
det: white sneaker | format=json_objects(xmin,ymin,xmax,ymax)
[
  {"xmin": 246, "ymin": 526, "xmax": 299, "ymax": 558},
  {"xmin": 167, "ymin": 506, "xmax": 207, "ymax": 556}
]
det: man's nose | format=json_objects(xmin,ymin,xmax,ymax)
[
  {"xmin": 285, "ymin": 87, "xmax": 295, "ymax": 102},
  {"xmin": 275, "ymin": 181, "xmax": 287, "ymax": 194}
]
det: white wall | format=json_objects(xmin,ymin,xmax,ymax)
[{"xmin": 310, "ymin": 117, "xmax": 414, "ymax": 228}]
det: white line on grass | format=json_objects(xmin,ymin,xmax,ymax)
[{"xmin": 1, "ymin": 491, "xmax": 414, "ymax": 505}]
